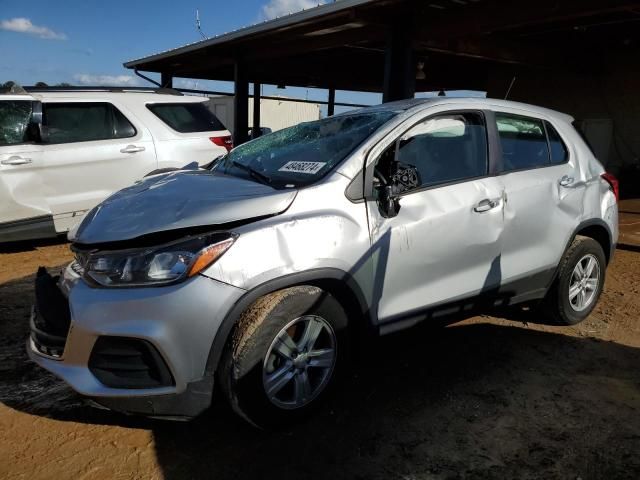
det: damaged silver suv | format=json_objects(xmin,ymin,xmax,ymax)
[{"xmin": 29, "ymin": 98, "xmax": 619, "ymax": 427}]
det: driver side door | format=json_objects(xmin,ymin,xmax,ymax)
[{"xmin": 365, "ymin": 110, "xmax": 506, "ymax": 329}]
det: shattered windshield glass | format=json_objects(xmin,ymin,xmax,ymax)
[
  {"xmin": 215, "ymin": 111, "xmax": 396, "ymax": 188},
  {"xmin": 0, "ymin": 101, "xmax": 33, "ymax": 145}
]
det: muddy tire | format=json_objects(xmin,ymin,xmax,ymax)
[
  {"xmin": 219, "ymin": 286, "xmax": 348, "ymax": 429},
  {"xmin": 542, "ymin": 235, "xmax": 606, "ymax": 325}
]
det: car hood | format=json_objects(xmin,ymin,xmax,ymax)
[{"xmin": 70, "ymin": 170, "xmax": 297, "ymax": 245}]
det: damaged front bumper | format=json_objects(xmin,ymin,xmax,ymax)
[{"xmin": 27, "ymin": 265, "xmax": 245, "ymax": 419}]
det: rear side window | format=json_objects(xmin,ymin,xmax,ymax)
[
  {"xmin": 545, "ymin": 121, "xmax": 568, "ymax": 164},
  {"xmin": 147, "ymin": 102, "xmax": 226, "ymax": 133},
  {"xmin": 393, "ymin": 111, "xmax": 488, "ymax": 190},
  {"xmin": 496, "ymin": 114, "xmax": 549, "ymax": 171},
  {"xmin": 0, "ymin": 100, "xmax": 32, "ymax": 145},
  {"xmin": 43, "ymin": 102, "xmax": 136, "ymax": 144}
]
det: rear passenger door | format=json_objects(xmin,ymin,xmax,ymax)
[
  {"xmin": 494, "ymin": 111, "xmax": 584, "ymax": 291},
  {"xmin": 40, "ymin": 101, "xmax": 156, "ymax": 233}
]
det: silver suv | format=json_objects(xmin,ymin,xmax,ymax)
[{"xmin": 29, "ymin": 98, "xmax": 619, "ymax": 427}]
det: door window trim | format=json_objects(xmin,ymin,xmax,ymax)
[
  {"xmin": 41, "ymin": 101, "xmax": 137, "ymax": 145},
  {"xmin": 492, "ymin": 111, "xmax": 570, "ymax": 175},
  {"xmin": 365, "ymin": 109, "xmax": 492, "ymax": 199}
]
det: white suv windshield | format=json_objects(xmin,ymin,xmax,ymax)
[
  {"xmin": 0, "ymin": 100, "xmax": 32, "ymax": 145},
  {"xmin": 216, "ymin": 111, "xmax": 396, "ymax": 188}
]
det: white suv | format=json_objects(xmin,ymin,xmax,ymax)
[{"xmin": 0, "ymin": 88, "xmax": 232, "ymax": 242}]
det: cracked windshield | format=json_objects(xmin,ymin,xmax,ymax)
[{"xmin": 215, "ymin": 111, "xmax": 395, "ymax": 188}]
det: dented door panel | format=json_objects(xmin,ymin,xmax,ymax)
[
  {"xmin": 500, "ymin": 163, "xmax": 584, "ymax": 283},
  {"xmin": 0, "ymin": 145, "xmax": 48, "ymax": 224},
  {"xmin": 367, "ymin": 177, "xmax": 506, "ymax": 323}
]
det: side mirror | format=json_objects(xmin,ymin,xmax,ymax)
[{"xmin": 379, "ymin": 185, "xmax": 401, "ymax": 218}]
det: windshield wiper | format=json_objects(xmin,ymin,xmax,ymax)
[
  {"xmin": 231, "ymin": 161, "xmax": 272, "ymax": 185},
  {"xmin": 205, "ymin": 153, "xmax": 226, "ymax": 170}
]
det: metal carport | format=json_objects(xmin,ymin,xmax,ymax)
[{"xmin": 125, "ymin": 0, "xmax": 640, "ymax": 197}]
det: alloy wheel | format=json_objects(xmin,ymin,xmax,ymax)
[
  {"xmin": 262, "ymin": 315, "xmax": 337, "ymax": 410},
  {"xmin": 568, "ymin": 253, "xmax": 601, "ymax": 312}
]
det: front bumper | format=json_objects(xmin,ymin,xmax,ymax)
[{"xmin": 28, "ymin": 271, "xmax": 245, "ymax": 419}]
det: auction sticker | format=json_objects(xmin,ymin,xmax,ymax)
[{"xmin": 278, "ymin": 161, "xmax": 326, "ymax": 174}]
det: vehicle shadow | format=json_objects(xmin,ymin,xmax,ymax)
[
  {"xmin": 1, "ymin": 271, "xmax": 639, "ymax": 479},
  {"xmin": 148, "ymin": 322, "xmax": 640, "ymax": 480}
]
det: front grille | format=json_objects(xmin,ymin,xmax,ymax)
[
  {"xmin": 30, "ymin": 267, "xmax": 72, "ymax": 358},
  {"xmin": 89, "ymin": 337, "xmax": 174, "ymax": 389}
]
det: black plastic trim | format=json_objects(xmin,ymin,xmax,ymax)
[
  {"xmin": 89, "ymin": 336, "xmax": 175, "ymax": 389},
  {"xmin": 0, "ymin": 215, "xmax": 57, "ymax": 243},
  {"xmin": 378, "ymin": 267, "xmax": 556, "ymax": 335},
  {"xmin": 88, "ymin": 376, "xmax": 213, "ymax": 419},
  {"xmin": 204, "ymin": 268, "xmax": 371, "ymax": 376},
  {"xmin": 534, "ymin": 218, "xmax": 614, "ymax": 298}
]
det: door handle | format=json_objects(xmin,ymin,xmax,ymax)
[
  {"xmin": 559, "ymin": 175, "xmax": 574, "ymax": 187},
  {"xmin": 120, "ymin": 145, "xmax": 146, "ymax": 154},
  {"xmin": 473, "ymin": 198, "xmax": 500, "ymax": 213},
  {"xmin": 1, "ymin": 156, "xmax": 32, "ymax": 165}
]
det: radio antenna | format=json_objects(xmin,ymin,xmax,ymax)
[
  {"xmin": 196, "ymin": 9, "xmax": 207, "ymax": 39},
  {"xmin": 504, "ymin": 76, "xmax": 516, "ymax": 100}
]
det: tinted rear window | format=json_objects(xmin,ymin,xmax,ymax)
[
  {"xmin": 496, "ymin": 113, "xmax": 549, "ymax": 171},
  {"xmin": 148, "ymin": 102, "xmax": 226, "ymax": 133},
  {"xmin": 43, "ymin": 102, "xmax": 136, "ymax": 144}
]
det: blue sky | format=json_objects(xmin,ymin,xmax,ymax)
[{"xmin": 0, "ymin": 0, "xmax": 482, "ymax": 112}]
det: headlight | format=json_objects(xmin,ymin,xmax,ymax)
[{"xmin": 80, "ymin": 233, "xmax": 236, "ymax": 287}]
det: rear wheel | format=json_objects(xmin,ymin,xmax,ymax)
[
  {"xmin": 542, "ymin": 236, "xmax": 606, "ymax": 325},
  {"xmin": 219, "ymin": 286, "xmax": 348, "ymax": 428}
]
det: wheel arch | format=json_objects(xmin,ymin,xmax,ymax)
[
  {"xmin": 204, "ymin": 268, "xmax": 372, "ymax": 377},
  {"xmin": 573, "ymin": 219, "xmax": 613, "ymax": 264}
]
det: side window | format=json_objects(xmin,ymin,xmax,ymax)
[
  {"xmin": 113, "ymin": 107, "xmax": 137, "ymax": 138},
  {"xmin": 545, "ymin": 121, "xmax": 568, "ymax": 164},
  {"xmin": 496, "ymin": 114, "xmax": 549, "ymax": 171},
  {"xmin": 0, "ymin": 100, "xmax": 33, "ymax": 145},
  {"xmin": 43, "ymin": 102, "xmax": 136, "ymax": 144},
  {"xmin": 376, "ymin": 112, "xmax": 488, "ymax": 193},
  {"xmin": 147, "ymin": 103, "xmax": 226, "ymax": 133}
]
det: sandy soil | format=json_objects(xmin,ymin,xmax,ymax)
[{"xmin": 0, "ymin": 239, "xmax": 638, "ymax": 479}]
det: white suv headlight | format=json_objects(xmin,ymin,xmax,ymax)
[{"xmin": 77, "ymin": 233, "xmax": 236, "ymax": 287}]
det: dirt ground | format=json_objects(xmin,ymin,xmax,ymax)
[{"xmin": 0, "ymin": 239, "xmax": 639, "ymax": 480}]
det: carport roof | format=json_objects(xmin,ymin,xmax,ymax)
[{"xmin": 125, "ymin": 0, "xmax": 640, "ymax": 93}]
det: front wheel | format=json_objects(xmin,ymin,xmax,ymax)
[
  {"xmin": 542, "ymin": 235, "xmax": 606, "ymax": 325},
  {"xmin": 219, "ymin": 286, "xmax": 348, "ymax": 428}
]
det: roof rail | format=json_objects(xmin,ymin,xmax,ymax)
[{"xmin": 22, "ymin": 86, "xmax": 184, "ymax": 96}]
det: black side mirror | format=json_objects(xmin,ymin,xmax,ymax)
[{"xmin": 379, "ymin": 185, "xmax": 401, "ymax": 218}]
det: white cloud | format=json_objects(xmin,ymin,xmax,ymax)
[
  {"xmin": 261, "ymin": 0, "xmax": 326, "ymax": 20},
  {"xmin": 174, "ymin": 78, "xmax": 200, "ymax": 89},
  {"xmin": 0, "ymin": 17, "xmax": 66, "ymax": 40},
  {"xmin": 73, "ymin": 74, "xmax": 139, "ymax": 86}
]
